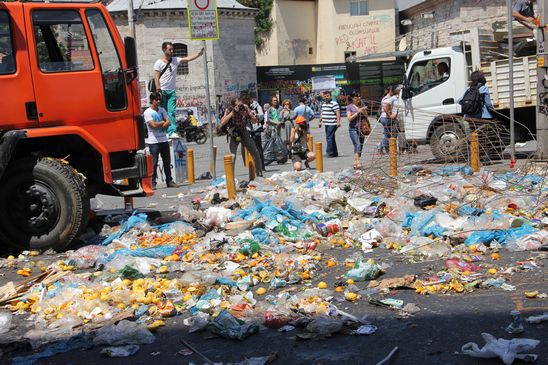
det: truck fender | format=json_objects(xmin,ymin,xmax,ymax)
[
  {"xmin": 0, "ymin": 130, "xmax": 27, "ymax": 181},
  {"xmin": 427, "ymin": 116, "xmax": 471, "ymax": 140},
  {"xmin": 25, "ymin": 126, "xmax": 113, "ymax": 183}
]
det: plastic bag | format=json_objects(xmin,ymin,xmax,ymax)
[
  {"xmin": 100, "ymin": 345, "xmax": 140, "ymax": 357},
  {"xmin": 263, "ymin": 134, "xmax": 288, "ymax": 166},
  {"xmin": 208, "ymin": 310, "xmax": 259, "ymax": 340},
  {"xmin": 0, "ymin": 311, "xmax": 12, "ymax": 334},
  {"xmin": 360, "ymin": 229, "xmax": 383, "ymax": 250},
  {"xmin": 67, "ymin": 245, "xmax": 103, "ymax": 268},
  {"xmin": 301, "ymin": 315, "xmax": 343, "ymax": 338},
  {"xmin": 413, "ymin": 194, "xmax": 437, "ymax": 208},
  {"xmin": 506, "ymin": 231, "xmax": 547, "ymax": 251},
  {"xmin": 465, "ymin": 225, "xmax": 537, "ymax": 246},
  {"xmin": 93, "ymin": 320, "xmax": 155, "ymax": 346},
  {"xmin": 101, "ymin": 212, "xmax": 148, "ymax": 245},
  {"xmin": 344, "ymin": 259, "xmax": 382, "ymax": 281},
  {"xmin": 183, "ymin": 312, "xmax": 210, "ymax": 333},
  {"xmin": 461, "ymin": 332, "xmax": 539, "ymax": 365}
]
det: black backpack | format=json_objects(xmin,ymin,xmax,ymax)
[{"xmin": 460, "ymin": 84, "xmax": 483, "ymax": 115}]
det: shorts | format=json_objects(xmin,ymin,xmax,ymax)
[{"xmin": 291, "ymin": 151, "xmax": 308, "ymax": 164}]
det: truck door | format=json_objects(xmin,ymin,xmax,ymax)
[
  {"xmin": 23, "ymin": 5, "xmax": 135, "ymax": 152},
  {"xmin": 403, "ymin": 56, "xmax": 458, "ymax": 141},
  {"xmin": 0, "ymin": 3, "xmax": 38, "ymax": 130}
]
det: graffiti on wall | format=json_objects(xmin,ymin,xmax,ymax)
[{"xmin": 335, "ymin": 15, "xmax": 394, "ymax": 55}]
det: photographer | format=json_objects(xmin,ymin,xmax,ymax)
[
  {"xmin": 219, "ymin": 97, "xmax": 264, "ymax": 177},
  {"xmin": 290, "ymin": 116, "xmax": 315, "ymax": 171}
]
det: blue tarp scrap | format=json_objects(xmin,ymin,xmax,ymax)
[
  {"xmin": 458, "ymin": 204, "xmax": 485, "ymax": 216},
  {"xmin": 101, "ymin": 212, "xmax": 148, "ymax": 245},
  {"xmin": 465, "ymin": 224, "xmax": 537, "ymax": 246},
  {"xmin": 12, "ymin": 336, "xmax": 93, "ymax": 365},
  {"xmin": 99, "ymin": 245, "xmax": 177, "ymax": 264},
  {"xmin": 233, "ymin": 199, "xmax": 323, "ymax": 227},
  {"xmin": 433, "ymin": 166, "xmax": 473, "ymax": 176}
]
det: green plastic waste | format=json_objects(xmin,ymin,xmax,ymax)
[
  {"xmin": 119, "ymin": 265, "xmax": 145, "ymax": 280},
  {"xmin": 239, "ymin": 239, "xmax": 260, "ymax": 256}
]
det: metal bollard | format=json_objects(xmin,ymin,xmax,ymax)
[
  {"xmin": 389, "ymin": 137, "xmax": 397, "ymax": 177},
  {"xmin": 187, "ymin": 149, "xmax": 195, "ymax": 184},
  {"xmin": 247, "ymin": 149, "xmax": 256, "ymax": 181},
  {"xmin": 470, "ymin": 132, "xmax": 480, "ymax": 172},
  {"xmin": 307, "ymin": 135, "xmax": 313, "ymax": 152},
  {"xmin": 315, "ymin": 141, "xmax": 323, "ymax": 173},
  {"xmin": 210, "ymin": 145, "xmax": 217, "ymax": 175},
  {"xmin": 224, "ymin": 154, "xmax": 237, "ymax": 199}
]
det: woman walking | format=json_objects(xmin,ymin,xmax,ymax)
[{"xmin": 346, "ymin": 93, "xmax": 369, "ymax": 169}]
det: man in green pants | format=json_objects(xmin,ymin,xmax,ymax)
[{"xmin": 153, "ymin": 42, "xmax": 204, "ymax": 138}]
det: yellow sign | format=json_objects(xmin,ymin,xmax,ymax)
[
  {"xmin": 187, "ymin": 0, "xmax": 220, "ymax": 40},
  {"xmin": 538, "ymin": 57, "xmax": 545, "ymax": 68}
]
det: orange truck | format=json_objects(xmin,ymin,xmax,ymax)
[{"xmin": 0, "ymin": 0, "xmax": 153, "ymax": 251}]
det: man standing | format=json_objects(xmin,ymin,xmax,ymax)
[
  {"xmin": 512, "ymin": 0, "xmax": 536, "ymax": 30},
  {"xmin": 294, "ymin": 96, "xmax": 315, "ymax": 128},
  {"xmin": 267, "ymin": 96, "xmax": 283, "ymax": 134},
  {"xmin": 318, "ymin": 91, "xmax": 341, "ymax": 158},
  {"xmin": 154, "ymin": 42, "xmax": 204, "ymax": 138},
  {"xmin": 144, "ymin": 92, "xmax": 178, "ymax": 190}
]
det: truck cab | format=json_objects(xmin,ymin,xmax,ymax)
[{"xmin": 0, "ymin": 0, "xmax": 152, "ymax": 251}]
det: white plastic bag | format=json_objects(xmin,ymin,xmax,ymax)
[{"xmin": 461, "ymin": 333, "xmax": 539, "ymax": 365}]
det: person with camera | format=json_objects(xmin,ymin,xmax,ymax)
[
  {"xmin": 289, "ymin": 116, "xmax": 315, "ymax": 171},
  {"xmin": 144, "ymin": 92, "xmax": 178, "ymax": 189},
  {"xmin": 219, "ymin": 97, "xmax": 264, "ymax": 177},
  {"xmin": 346, "ymin": 93, "xmax": 369, "ymax": 169}
]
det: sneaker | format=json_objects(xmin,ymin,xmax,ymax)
[
  {"xmin": 168, "ymin": 132, "xmax": 180, "ymax": 139},
  {"xmin": 166, "ymin": 181, "xmax": 179, "ymax": 188}
]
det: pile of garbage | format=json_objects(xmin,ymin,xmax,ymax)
[{"xmin": 0, "ymin": 165, "xmax": 546, "ymax": 362}]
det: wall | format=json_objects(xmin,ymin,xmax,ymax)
[
  {"xmin": 317, "ymin": 0, "xmax": 396, "ymax": 63},
  {"xmin": 110, "ymin": 10, "xmax": 257, "ymax": 116},
  {"xmin": 257, "ymin": 0, "xmax": 397, "ymax": 66},
  {"xmin": 401, "ymin": 0, "xmax": 508, "ymax": 50}
]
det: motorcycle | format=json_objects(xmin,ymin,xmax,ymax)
[{"xmin": 176, "ymin": 111, "xmax": 207, "ymax": 144}]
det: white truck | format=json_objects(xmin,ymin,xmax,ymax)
[{"xmin": 397, "ymin": 28, "xmax": 537, "ymax": 160}]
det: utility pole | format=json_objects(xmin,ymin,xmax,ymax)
[
  {"xmin": 537, "ymin": 0, "xmax": 548, "ymax": 159},
  {"xmin": 128, "ymin": 0, "xmax": 136, "ymax": 39}
]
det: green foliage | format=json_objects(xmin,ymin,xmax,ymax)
[{"xmin": 239, "ymin": 0, "xmax": 273, "ymax": 50}]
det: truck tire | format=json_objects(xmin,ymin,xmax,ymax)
[
  {"xmin": 430, "ymin": 123, "xmax": 468, "ymax": 161},
  {"xmin": 0, "ymin": 158, "xmax": 89, "ymax": 252}
]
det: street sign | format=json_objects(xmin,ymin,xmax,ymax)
[{"xmin": 187, "ymin": 0, "xmax": 220, "ymax": 40}]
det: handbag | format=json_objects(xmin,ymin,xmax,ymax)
[
  {"xmin": 147, "ymin": 58, "xmax": 172, "ymax": 92},
  {"xmin": 360, "ymin": 116, "xmax": 371, "ymax": 136}
]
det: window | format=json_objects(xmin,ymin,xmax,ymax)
[
  {"xmin": 344, "ymin": 51, "xmax": 356, "ymax": 61},
  {"xmin": 407, "ymin": 57, "xmax": 451, "ymax": 97},
  {"xmin": 350, "ymin": 1, "xmax": 368, "ymax": 16},
  {"xmin": 0, "ymin": 11, "xmax": 15, "ymax": 74},
  {"xmin": 87, "ymin": 9, "xmax": 127, "ymax": 111},
  {"xmin": 172, "ymin": 43, "xmax": 188, "ymax": 75},
  {"xmin": 32, "ymin": 10, "xmax": 94, "ymax": 72}
]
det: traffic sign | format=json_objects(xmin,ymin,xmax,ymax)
[{"xmin": 187, "ymin": 0, "xmax": 220, "ymax": 40}]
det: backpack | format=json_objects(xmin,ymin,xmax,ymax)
[
  {"xmin": 460, "ymin": 85, "xmax": 483, "ymax": 115},
  {"xmin": 147, "ymin": 58, "xmax": 172, "ymax": 93}
]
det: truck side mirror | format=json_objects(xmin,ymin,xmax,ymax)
[
  {"xmin": 401, "ymin": 86, "xmax": 411, "ymax": 100},
  {"xmin": 124, "ymin": 37, "xmax": 137, "ymax": 69}
]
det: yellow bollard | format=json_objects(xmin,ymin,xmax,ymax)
[
  {"xmin": 470, "ymin": 132, "xmax": 480, "ymax": 172},
  {"xmin": 243, "ymin": 147, "xmax": 248, "ymax": 167},
  {"xmin": 307, "ymin": 135, "xmax": 313, "ymax": 152},
  {"xmin": 187, "ymin": 149, "xmax": 195, "ymax": 184},
  {"xmin": 389, "ymin": 137, "xmax": 397, "ymax": 177},
  {"xmin": 210, "ymin": 145, "xmax": 217, "ymax": 174},
  {"xmin": 224, "ymin": 155, "xmax": 237, "ymax": 199},
  {"xmin": 247, "ymin": 149, "xmax": 256, "ymax": 181},
  {"xmin": 315, "ymin": 141, "xmax": 323, "ymax": 173}
]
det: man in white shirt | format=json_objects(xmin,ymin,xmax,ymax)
[
  {"xmin": 153, "ymin": 42, "xmax": 204, "ymax": 138},
  {"xmin": 144, "ymin": 92, "xmax": 178, "ymax": 189}
]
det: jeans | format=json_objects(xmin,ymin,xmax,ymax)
[
  {"xmin": 324, "ymin": 124, "xmax": 338, "ymax": 157},
  {"xmin": 161, "ymin": 90, "xmax": 177, "ymax": 135},
  {"xmin": 252, "ymin": 132, "xmax": 265, "ymax": 170},
  {"xmin": 380, "ymin": 118, "xmax": 398, "ymax": 152},
  {"xmin": 349, "ymin": 128, "xmax": 364, "ymax": 155},
  {"xmin": 229, "ymin": 128, "xmax": 263, "ymax": 176},
  {"xmin": 149, "ymin": 142, "xmax": 173, "ymax": 184}
]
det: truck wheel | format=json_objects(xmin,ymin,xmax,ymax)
[
  {"xmin": 0, "ymin": 158, "xmax": 89, "ymax": 252},
  {"xmin": 430, "ymin": 123, "xmax": 467, "ymax": 161}
]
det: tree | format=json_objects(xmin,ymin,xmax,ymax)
[{"xmin": 239, "ymin": 0, "xmax": 273, "ymax": 50}]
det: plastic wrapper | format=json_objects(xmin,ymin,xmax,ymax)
[
  {"xmin": 461, "ymin": 333, "xmax": 539, "ymax": 365},
  {"xmin": 93, "ymin": 320, "xmax": 155, "ymax": 346},
  {"xmin": 101, "ymin": 212, "xmax": 148, "ymax": 245},
  {"xmin": 344, "ymin": 259, "xmax": 382, "ymax": 281},
  {"xmin": 208, "ymin": 310, "xmax": 259, "ymax": 340},
  {"xmin": 465, "ymin": 225, "xmax": 537, "ymax": 246},
  {"xmin": 204, "ymin": 207, "xmax": 232, "ymax": 227},
  {"xmin": 183, "ymin": 312, "xmax": 210, "ymax": 333},
  {"xmin": 506, "ymin": 231, "xmax": 548, "ymax": 251},
  {"xmin": 100, "ymin": 345, "xmax": 140, "ymax": 357},
  {"xmin": 67, "ymin": 245, "xmax": 103, "ymax": 268}
]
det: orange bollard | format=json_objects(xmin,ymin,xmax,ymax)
[
  {"xmin": 307, "ymin": 135, "xmax": 313, "ymax": 152},
  {"xmin": 224, "ymin": 154, "xmax": 236, "ymax": 199},
  {"xmin": 243, "ymin": 147, "xmax": 248, "ymax": 167},
  {"xmin": 247, "ymin": 149, "xmax": 256, "ymax": 181},
  {"xmin": 187, "ymin": 149, "xmax": 195, "ymax": 184},
  {"xmin": 315, "ymin": 141, "xmax": 323, "ymax": 173},
  {"xmin": 210, "ymin": 145, "xmax": 217, "ymax": 174},
  {"xmin": 389, "ymin": 137, "xmax": 397, "ymax": 177},
  {"xmin": 470, "ymin": 132, "xmax": 479, "ymax": 172}
]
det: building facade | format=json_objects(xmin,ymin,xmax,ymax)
[
  {"xmin": 256, "ymin": 0, "xmax": 398, "ymax": 66},
  {"xmin": 107, "ymin": 0, "xmax": 257, "ymax": 116},
  {"xmin": 399, "ymin": 0, "xmax": 511, "ymax": 51}
]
